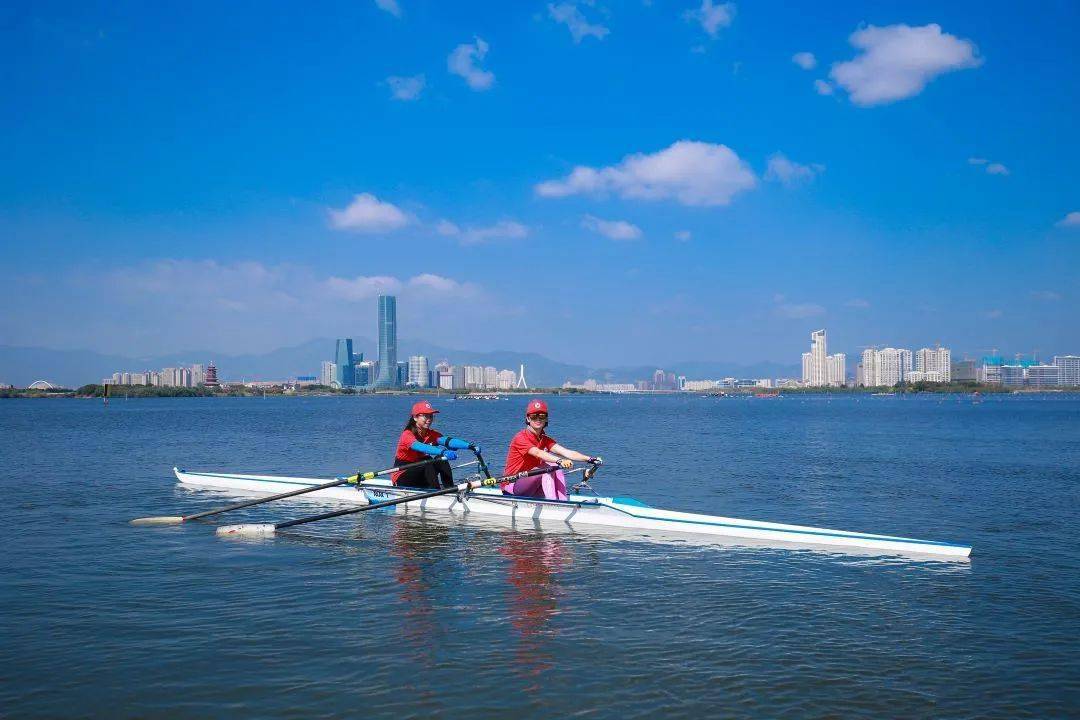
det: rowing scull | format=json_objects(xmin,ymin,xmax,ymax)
[{"xmin": 173, "ymin": 468, "xmax": 971, "ymax": 558}]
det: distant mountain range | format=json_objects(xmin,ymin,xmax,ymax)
[{"xmin": 0, "ymin": 339, "xmax": 800, "ymax": 389}]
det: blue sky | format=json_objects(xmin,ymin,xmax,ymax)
[{"xmin": 2, "ymin": 0, "xmax": 1078, "ymax": 366}]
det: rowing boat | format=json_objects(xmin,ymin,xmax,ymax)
[{"xmin": 173, "ymin": 468, "xmax": 971, "ymax": 558}]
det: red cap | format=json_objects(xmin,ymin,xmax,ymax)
[
  {"xmin": 525, "ymin": 399, "xmax": 548, "ymax": 416},
  {"xmin": 411, "ymin": 400, "xmax": 440, "ymax": 416}
]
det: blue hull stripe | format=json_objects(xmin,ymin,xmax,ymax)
[{"xmin": 600, "ymin": 501, "xmax": 969, "ymax": 550}]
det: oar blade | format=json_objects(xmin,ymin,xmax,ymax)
[
  {"xmin": 130, "ymin": 516, "xmax": 185, "ymax": 526},
  {"xmin": 216, "ymin": 523, "xmax": 276, "ymax": 537}
]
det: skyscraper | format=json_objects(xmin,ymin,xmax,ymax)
[
  {"xmin": 320, "ymin": 361, "xmax": 337, "ymax": 387},
  {"xmin": 335, "ymin": 338, "xmax": 355, "ymax": 387},
  {"xmin": 801, "ymin": 329, "xmax": 846, "ymax": 387},
  {"xmin": 375, "ymin": 295, "xmax": 397, "ymax": 388},
  {"xmin": 408, "ymin": 356, "xmax": 429, "ymax": 387}
]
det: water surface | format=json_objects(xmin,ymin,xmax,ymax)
[{"xmin": 2, "ymin": 394, "xmax": 1078, "ymax": 718}]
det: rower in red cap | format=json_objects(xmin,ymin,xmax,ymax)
[
  {"xmin": 392, "ymin": 400, "xmax": 477, "ymax": 489},
  {"xmin": 502, "ymin": 398, "xmax": 602, "ymax": 500}
]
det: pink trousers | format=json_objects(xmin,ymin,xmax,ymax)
[{"xmin": 503, "ymin": 464, "xmax": 568, "ymax": 501}]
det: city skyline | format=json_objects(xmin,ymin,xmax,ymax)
[{"xmin": 2, "ymin": 3, "xmax": 1078, "ymax": 368}]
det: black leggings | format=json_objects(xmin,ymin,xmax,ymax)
[{"xmin": 395, "ymin": 459, "xmax": 454, "ymax": 489}]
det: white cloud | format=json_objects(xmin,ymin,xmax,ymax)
[
  {"xmin": 985, "ymin": 309, "xmax": 1003, "ymax": 319},
  {"xmin": 548, "ymin": 3, "xmax": 610, "ymax": 43},
  {"xmin": 684, "ymin": 1, "xmax": 735, "ymax": 38},
  {"xmin": 437, "ymin": 219, "xmax": 528, "ymax": 245},
  {"xmin": 448, "ymin": 37, "xmax": 495, "ymax": 91},
  {"xmin": 462, "ymin": 220, "xmax": 528, "ymax": 245},
  {"xmin": 324, "ymin": 275, "xmax": 402, "ymax": 301},
  {"xmin": 536, "ymin": 140, "xmax": 757, "ymax": 207},
  {"xmin": 407, "ymin": 273, "xmax": 478, "ymax": 296},
  {"xmin": 814, "ymin": 79, "xmax": 834, "ymax": 95},
  {"xmin": 0, "ymin": 259, "xmax": 507, "ymax": 360},
  {"xmin": 435, "ymin": 219, "xmax": 461, "ymax": 236},
  {"xmin": 969, "ymin": 157, "xmax": 1009, "ymax": 175},
  {"xmin": 765, "ymin": 153, "xmax": 824, "ymax": 186},
  {"xmin": 374, "ymin": 0, "xmax": 401, "ymax": 17},
  {"xmin": 1056, "ymin": 211, "xmax": 1080, "ymax": 228},
  {"xmin": 674, "ymin": 230, "xmax": 692, "ymax": 242},
  {"xmin": 1030, "ymin": 290, "xmax": 1062, "ymax": 302},
  {"xmin": 829, "ymin": 24, "xmax": 982, "ymax": 107},
  {"xmin": 792, "ymin": 52, "xmax": 816, "ymax": 70},
  {"xmin": 582, "ymin": 215, "xmax": 643, "ymax": 241},
  {"xmin": 845, "ymin": 298, "xmax": 871, "ymax": 308},
  {"xmin": 329, "ymin": 193, "xmax": 410, "ymax": 233},
  {"xmin": 386, "ymin": 74, "xmax": 425, "ymax": 101},
  {"xmin": 325, "ymin": 272, "xmax": 479, "ymax": 302}
]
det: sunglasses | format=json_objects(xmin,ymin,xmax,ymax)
[
  {"xmin": 527, "ymin": 413, "xmax": 548, "ymax": 421},
  {"xmin": 416, "ymin": 413, "xmax": 435, "ymax": 420}
]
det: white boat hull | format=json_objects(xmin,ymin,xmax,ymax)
[{"xmin": 173, "ymin": 468, "xmax": 972, "ymax": 558}]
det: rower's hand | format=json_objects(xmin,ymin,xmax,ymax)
[
  {"xmin": 441, "ymin": 450, "xmax": 458, "ymax": 461},
  {"xmin": 589, "ymin": 456, "xmax": 603, "ymax": 466},
  {"xmin": 558, "ymin": 459, "xmax": 573, "ymax": 470},
  {"xmin": 470, "ymin": 444, "xmax": 481, "ymax": 454}
]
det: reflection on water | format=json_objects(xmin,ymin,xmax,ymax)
[
  {"xmin": 387, "ymin": 520, "xmax": 454, "ymax": 686},
  {"xmin": 499, "ymin": 533, "xmax": 572, "ymax": 692}
]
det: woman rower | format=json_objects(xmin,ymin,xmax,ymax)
[
  {"xmin": 503, "ymin": 399, "xmax": 601, "ymax": 500},
  {"xmin": 393, "ymin": 400, "xmax": 476, "ymax": 489}
]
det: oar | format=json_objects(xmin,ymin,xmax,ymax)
[
  {"xmin": 217, "ymin": 464, "xmax": 585, "ymax": 537},
  {"xmin": 130, "ymin": 456, "xmax": 473, "ymax": 526}
]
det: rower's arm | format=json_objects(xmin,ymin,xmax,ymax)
[
  {"xmin": 527, "ymin": 446, "xmax": 564, "ymax": 464},
  {"xmin": 550, "ymin": 444, "xmax": 592, "ymax": 462},
  {"xmin": 409, "ymin": 441, "xmax": 444, "ymax": 456}
]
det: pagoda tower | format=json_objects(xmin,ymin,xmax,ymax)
[{"xmin": 204, "ymin": 362, "xmax": 220, "ymax": 387}]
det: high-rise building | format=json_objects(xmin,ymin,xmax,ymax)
[
  {"xmin": 320, "ymin": 361, "xmax": 337, "ymax": 387},
  {"xmin": 354, "ymin": 361, "xmax": 373, "ymax": 387},
  {"xmin": 484, "ymin": 366, "xmax": 498, "ymax": 389},
  {"xmin": 396, "ymin": 361, "xmax": 409, "ymax": 388},
  {"xmin": 408, "ymin": 356, "xmax": 430, "ymax": 387},
  {"xmin": 496, "ymin": 369, "xmax": 516, "ymax": 390},
  {"xmin": 1054, "ymin": 356, "xmax": 1080, "ymax": 386},
  {"xmin": 375, "ymin": 295, "xmax": 398, "ymax": 388},
  {"xmin": 860, "ymin": 348, "xmax": 912, "ymax": 386},
  {"xmin": 191, "ymin": 364, "xmax": 206, "ymax": 386},
  {"xmin": 802, "ymin": 329, "xmax": 846, "ymax": 386},
  {"xmin": 452, "ymin": 365, "xmax": 465, "ymax": 390},
  {"xmin": 464, "ymin": 365, "xmax": 484, "ymax": 389},
  {"xmin": 335, "ymin": 339, "xmax": 356, "ymax": 387},
  {"xmin": 915, "ymin": 347, "xmax": 951, "ymax": 382}
]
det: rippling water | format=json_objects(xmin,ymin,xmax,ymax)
[{"xmin": 2, "ymin": 394, "xmax": 1078, "ymax": 718}]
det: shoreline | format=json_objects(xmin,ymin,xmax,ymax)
[{"xmin": 3, "ymin": 384, "xmax": 1078, "ymax": 399}]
